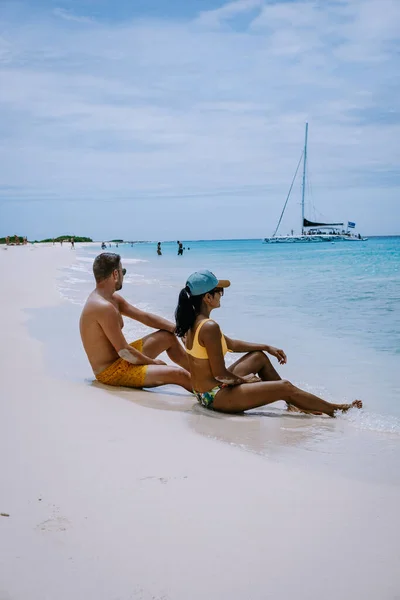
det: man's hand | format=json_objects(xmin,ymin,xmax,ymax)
[
  {"xmin": 267, "ymin": 346, "xmax": 287, "ymax": 365},
  {"xmin": 242, "ymin": 374, "xmax": 261, "ymax": 383},
  {"xmin": 152, "ymin": 359, "xmax": 167, "ymax": 366}
]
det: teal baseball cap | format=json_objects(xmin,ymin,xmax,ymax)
[{"xmin": 186, "ymin": 270, "xmax": 230, "ymax": 296}]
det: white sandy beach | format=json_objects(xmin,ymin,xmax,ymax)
[{"xmin": 1, "ymin": 244, "xmax": 399, "ymax": 600}]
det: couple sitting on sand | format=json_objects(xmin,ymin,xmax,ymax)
[{"xmin": 80, "ymin": 253, "xmax": 362, "ymax": 417}]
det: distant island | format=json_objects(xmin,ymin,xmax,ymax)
[
  {"xmin": 37, "ymin": 236, "xmax": 93, "ymax": 243},
  {"xmin": 0, "ymin": 235, "xmax": 93, "ymax": 244}
]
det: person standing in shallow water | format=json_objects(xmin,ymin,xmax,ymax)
[
  {"xmin": 157, "ymin": 242, "xmax": 162, "ymax": 256},
  {"xmin": 175, "ymin": 269, "xmax": 363, "ymax": 416}
]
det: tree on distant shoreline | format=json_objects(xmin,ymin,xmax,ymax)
[
  {"xmin": 39, "ymin": 235, "xmax": 93, "ymax": 243},
  {"xmin": 0, "ymin": 235, "xmax": 25, "ymax": 244},
  {"xmin": 0, "ymin": 235, "xmax": 94, "ymax": 244}
]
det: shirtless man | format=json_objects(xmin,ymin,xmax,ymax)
[{"xmin": 80, "ymin": 252, "xmax": 192, "ymax": 392}]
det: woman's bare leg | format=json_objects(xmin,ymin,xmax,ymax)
[
  {"xmin": 229, "ymin": 351, "xmax": 281, "ymax": 381},
  {"xmin": 229, "ymin": 351, "xmax": 311, "ymax": 412},
  {"xmin": 212, "ymin": 379, "xmax": 362, "ymax": 416}
]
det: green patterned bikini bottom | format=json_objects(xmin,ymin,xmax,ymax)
[{"xmin": 193, "ymin": 385, "xmax": 223, "ymax": 409}]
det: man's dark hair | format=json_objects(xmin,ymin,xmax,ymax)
[{"xmin": 93, "ymin": 253, "xmax": 121, "ymax": 283}]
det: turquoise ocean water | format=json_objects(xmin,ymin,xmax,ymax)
[{"xmin": 57, "ymin": 237, "xmax": 400, "ymax": 484}]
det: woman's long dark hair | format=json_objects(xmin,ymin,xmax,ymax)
[{"xmin": 175, "ymin": 286, "xmax": 205, "ymax": 338}]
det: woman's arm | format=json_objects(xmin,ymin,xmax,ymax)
[
  {"xmin": 224, "ymin": 336, "xmax": 287, "ymax": 365},
  {"xmin": 201, "ymin": 322, "xmax": 246, "ymax": 385},
  {"xmin": 224, "ymin": 336, "xmax": 269, "ymax": 353}
]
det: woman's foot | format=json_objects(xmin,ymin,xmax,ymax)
[
  {"xmin": 286, "ymin": 403, "xmax": 322, "ymax": 416},
  {"xmin": 336, "ymin": 400, "xmax": 363, "ymax": 414}
]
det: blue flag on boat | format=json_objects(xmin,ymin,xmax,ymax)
[{"xmin": 348, "ymin": 221, "xmax": 356, "ymax": 229}]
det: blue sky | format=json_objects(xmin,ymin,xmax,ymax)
[{"xmin": 0, "ymin": 0, "xmax": 399, "ymax": 240}]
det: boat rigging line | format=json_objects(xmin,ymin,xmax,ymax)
[{"xmin": 272, "ymin": 151, "xmax": 304, "ymax": 238}]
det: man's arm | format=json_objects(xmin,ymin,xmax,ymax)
[
  {"xmin": 114, "ymin": 294, "xmax": 175, "ymax": 333},
  {"xmin": 98, "ymin": 304, "xmax": 165, "ymax": 366},
  {"xmin": 224, "ymin": 336, "xmax": 287, "ymax": 365}
]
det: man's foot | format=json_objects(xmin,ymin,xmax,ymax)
[{"xmin": 336, "ymin": 399, "xmax": 363, "ymax": 414}]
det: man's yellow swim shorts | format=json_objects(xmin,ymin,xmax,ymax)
[{"xmin": 96, "ymin": 339, "xmax": 147, "ymax": 388}]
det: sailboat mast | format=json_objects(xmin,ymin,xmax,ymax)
[{"xmin": 301, "ymin": 122, "xmax": 308, "ymax": 235}]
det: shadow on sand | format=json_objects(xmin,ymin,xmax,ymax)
[{"xmin": 90, "ymin": 379, "xmax": 336, "ymax": 458}]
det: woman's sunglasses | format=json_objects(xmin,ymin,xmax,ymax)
[{"xmin": 211, "ymin": 287, "xmax": 224, "ymax": 296}]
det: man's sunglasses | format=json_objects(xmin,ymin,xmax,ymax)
[{"xmin": 121, "ymin": 268, "xmax": 126, "ymax": 276}]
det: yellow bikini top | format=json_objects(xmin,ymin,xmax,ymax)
[{"xmin": 185, "ymin": 319, "xmax": 230, "ymax": 360}]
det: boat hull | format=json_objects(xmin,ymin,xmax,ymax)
[{"xmin": 263, "ymin": 235, "xmax": 366, "ymax": 244}]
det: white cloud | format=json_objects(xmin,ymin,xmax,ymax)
[
  {"xmin": 0, "ymin": 0, "xmax": 399, "ymax": 238},
  {"xmin": 53, "ymin": 8, "xmax": 95, "ymax": 24},
  {"xmin": 196, "ymin": 0, "xmax": 264, "ymax": 27}
]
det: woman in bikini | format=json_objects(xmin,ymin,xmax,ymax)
[{"xmin": 175, "ymin": 270, "xmax": 362, "ymax": 416}]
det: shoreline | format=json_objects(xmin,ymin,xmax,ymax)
[
  {"xmin": 1, "ymin": 244, "xmax": 400, "ymax": 599},
  {"xmin": 75, "ymin": 240, "xmax": 400, "ymax": 417},
  {"xmin": 19, "ymin": 244, "xmax": 400, "ymax": 482},
  {"xmin": 2, "ymin": 235, "xmax": 398, "ymax": 250}
]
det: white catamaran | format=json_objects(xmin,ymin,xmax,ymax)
[{"xmin": 264, "ymin": 123, "xmax": 367, "ymax": 243}]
